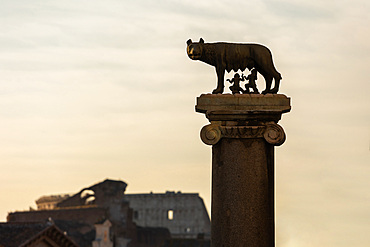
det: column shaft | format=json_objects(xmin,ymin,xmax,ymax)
[{"xmin": 211, "ymin": 138, "xmax": 274, "ymax": 247}]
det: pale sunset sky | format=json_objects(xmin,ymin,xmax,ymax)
[{"xmin": 0, "ymin": 1, "xmax": 369, "ymax": 246}]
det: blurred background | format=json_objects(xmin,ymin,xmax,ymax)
[{"xmin": 0, "ymin": 1, "xmax": 369, "ymax": 246}]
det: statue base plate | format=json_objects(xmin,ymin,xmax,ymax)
[{"xmin": 196, "ymin": 94, "xmax": 291, "ymax": 121}]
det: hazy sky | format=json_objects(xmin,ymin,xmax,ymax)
[{"xmin": 0, "ymin": 0, "xmax": 369, "ymax": 246}]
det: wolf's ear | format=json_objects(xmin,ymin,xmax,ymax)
[
  {"xmin": 187, "ymin": 39, "xmax": 192, "ymax": 46},
  {"xmin": 199, "ymin": 38, "xmax": 204, "ymax": 43}
]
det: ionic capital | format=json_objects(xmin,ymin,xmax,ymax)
[{"xmin": 200, "ymin": 122, "xmax": 286, "ymax": 146}]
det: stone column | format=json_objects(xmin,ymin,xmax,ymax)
[{"xmin": 196, "ymin": 94, "xmax": 291, "ymax": 247}]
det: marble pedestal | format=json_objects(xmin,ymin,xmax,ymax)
[{"xmin": 196, "ymin": 94, "xmax": 291, "ymax": 247}]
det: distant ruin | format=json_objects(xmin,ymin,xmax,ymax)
[
  {"xmin": 126, "ymin": 192, "xmax": 210, "ymax": 239},
  {"xmin": 36, "ymin": 194, "xmax": 70, "ymax": 210},
  {"xmin": 7, "ymin": 179, "xmax": 210, "ymax": 247},
  {"xmin": 8, "ymin": 179, "xmax": 138, "ymax": 247}
]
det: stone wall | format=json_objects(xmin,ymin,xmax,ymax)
[
  {"xmin": 7, "ymin": 206, "xmax": 107, "ymax": 226},
  {"xmin": 125, "ymin": 192, "xmax": 211, "ymax": 239}
]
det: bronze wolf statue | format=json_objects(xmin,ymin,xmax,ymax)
[{"xmin": 187, "ymin": 38, "xmax": 282, "ymax": 94}]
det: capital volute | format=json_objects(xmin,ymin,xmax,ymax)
[{"xmin": 200, "ymin": 123, "xmax": 222, "ymax": 145}]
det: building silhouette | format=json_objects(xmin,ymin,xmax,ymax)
[{"xmin": 6, "ymin": 179, "xmax": 210, "ymax": 247}]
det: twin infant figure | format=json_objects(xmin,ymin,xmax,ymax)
[{"xmin": 227, "ymin": 69, "xmax": 259, "ymax": 94}]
